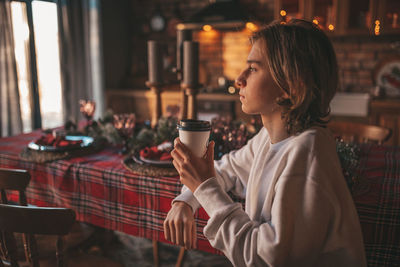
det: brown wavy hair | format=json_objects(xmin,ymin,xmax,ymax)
[{"xmin": 251, "ymin": 19, "xmax": 338, "ymax": 134}]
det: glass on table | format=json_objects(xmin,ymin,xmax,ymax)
[
  {"xmin": 113, "ymin": 113, "xmax": 136, "ymax": 154},
  {"xmin": 79, "ymin": 100, "xmax": 96, "ymax": 126}
]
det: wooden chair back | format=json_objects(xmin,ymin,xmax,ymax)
[
  {"xmin": 328, "ymin": 121, "xmax": 392, "ymax": 144},
  {"xmin": 0, "ymin": 168, "xmax": 31, "ymax": 205},
  {"xmin": 0, "ymin": 204, "xmax": 76, "ymax": 267}
]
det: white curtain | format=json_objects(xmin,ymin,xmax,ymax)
[{"xmin": 0, "ymin": 0, "xmax": 23, "ymax": 137}]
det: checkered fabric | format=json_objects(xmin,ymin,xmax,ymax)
[
  {"xmin": 352, "ymin": 144, "xmax": 400, "ymax": 267},
  {"xmin": 1, "ymin": 132, "xmax": 400, "ymax": 265}
]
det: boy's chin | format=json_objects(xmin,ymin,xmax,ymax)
[{"xmin": 241, "ymin": 106, "xmax": 259, "ymax": 115}]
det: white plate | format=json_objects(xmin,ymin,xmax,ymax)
[
  {"xmin": 139, "ymin": 155, "xmax": 173, "ymax": 166},
  {"xmin": 28, "ymin": 135, "xmax": 94, "ymax": 152}
]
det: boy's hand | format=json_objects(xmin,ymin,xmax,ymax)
[
  {"xmin": 171, "ymin": 138, "xmax": 215, "ymax": 192},
  {"xmin": 163, "ymin": 201, "xmax": 197, "ymax": 250}
]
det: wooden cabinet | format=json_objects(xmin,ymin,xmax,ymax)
[
  {"xmin": 369, "ymin": 99, "xmax": 400, "ymax": 146},
  {"xmin": 274, "ymin": 0, "xmax": 400, "ymax": 35}
]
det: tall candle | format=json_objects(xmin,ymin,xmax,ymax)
[
  {"xmin": 183, "ymin": 41, "xmax": 199, "ymax": 87},
  {"xmin": 176, "ymin": 29, "xmax": 192, "ymax": 81},
  {"xmin": 147, "ymin": 41, "xmax": 163, "ymax": 84}
]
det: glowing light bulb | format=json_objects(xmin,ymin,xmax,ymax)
[
  {"xmin": 203, "ymin": 25, "xmax": 212, "ymax": 32},
  {"xmin": 280, "ymin": 10, "xmax": 287, "ymax": 17},
  {"xmin": 228, "ymin": 86, "xmax": 236, "ymax": 94},
  {"xmin": 246, "ymin": 22, "xmax": 258, "ymax": 31},
  {"xmin": 374, "ymin": 20, "xmax": 381, "ymax": 35},
  {"xmin": 328, "ymin": 24, "xmax": 335, "ymax": 31}
]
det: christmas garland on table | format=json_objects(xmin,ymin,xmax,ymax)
[{"xmin": 66, "ymin": 112, "xmax": 362, "ymax": 192}]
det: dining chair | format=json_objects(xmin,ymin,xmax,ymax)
[
  {"xmin": 0, "ymin": 204, "xmax": 75, "ymax": 267},
  {"xmin": 327, "ymin": 120, "xmax": 392, "ymax": 144},
  {"xmin": 0, "ymin": 168, "xmax": 122, "ymax": 267},
  {"xmin": 0, "ymin": 168, "xmax": 31, "ymax": 205},
  {"xmin": 0, "ymin": 168, "xmax": 32, "ymax": 264}
]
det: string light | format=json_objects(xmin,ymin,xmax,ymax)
[
  {"xmin": 280, "ymin": 10, "xmax": 287, "ymax": 17},
  {"xmin": 374, "ymin": 20, "xmax": 380, "ymax": 35},
  {"xmin": 328, "ymin": 24, "xmax": 335, "ymax": 31},
  {"xmin": 202, "ymin": 24, "xmax": 212, "ymax": 32},
  {"xmin": 312, "ymin": 19, "xmax": 319, "ymax": 25}
]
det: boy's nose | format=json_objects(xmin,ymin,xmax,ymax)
[{"xmin": 235, "ymin": 75, "xmax": 246, "ymax": 88}]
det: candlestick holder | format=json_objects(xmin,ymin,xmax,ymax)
[
  {"xmin": 146, "ymin": 81, "xmax": 164, "ymax": 128},
  {"xmin": 180, "ymin": 83, "xmax": 200, "ymax": 120}
]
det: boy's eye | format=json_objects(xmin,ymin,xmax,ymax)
[{"xmin": 248, "ymin": 66, "xmax": 256, "ymax": 72}]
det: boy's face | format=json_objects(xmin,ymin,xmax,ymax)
[{"xmin": 236, "ymin": 40, "xmax": 286, "ymax": 116}]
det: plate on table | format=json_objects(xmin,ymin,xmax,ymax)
[
  {"xmin": 131, "ymin": 154, "xmax": 173, "ymax": 168},
  {"xmin": 28, "ymin": 135, "xmax": 94, "ymax": 152}
]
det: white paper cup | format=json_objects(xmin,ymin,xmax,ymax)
[{"xmin": 178, "ymin": 119, "xmax": 211, "ymax": 158}]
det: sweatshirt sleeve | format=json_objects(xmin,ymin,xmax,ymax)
[
  {"xmin": 172, "ymin": 128, "xmax": 266, "ymax": 211},
  {"xmin": 193, "ymin": 175, "xmax": 334, "ymax": 267}
]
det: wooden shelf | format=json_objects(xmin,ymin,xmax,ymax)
[{"xmin": 106, "ymin": 89, "xmax": 251, "ymax": 122}]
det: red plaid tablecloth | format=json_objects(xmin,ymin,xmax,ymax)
[
  {"xmin": 1, "ymin": 132, "xmax": 400, "ymax": 265},
  {"xmin": 0, "ymin": 130, "xmax": 217, "ymax": 254}
]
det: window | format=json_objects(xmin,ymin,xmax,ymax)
[{"xmin": 11, "ymin": 0, "xmax": 63, "ymax": 132}]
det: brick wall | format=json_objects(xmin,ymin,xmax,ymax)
[
  {"xmin": 333, "ymin": 37, "xmax": 399, "ymax": 93},
  {"xmin": 124, "ymin": 0, "xmax": 400, "ymax": 94}
]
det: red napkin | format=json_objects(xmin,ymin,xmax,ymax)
[
  {"xmin": 35, "ymin": 134, "xmax": 82, "ymax": 148},
  {"xmin": 140, "ymin": 146, "xmax": 172, "ymax": 161}
]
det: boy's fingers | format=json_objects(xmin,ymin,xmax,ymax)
[
  {"xmin": 192, "ymin": 222, "xmax": 197, "ymax": 249},
  {"xmin": 163, "ymin": 220, "xmax": 171, "ymax": 241},
  {"xmin": 184, "ymin": 222, "xmax": 191, "ymax": 249}
]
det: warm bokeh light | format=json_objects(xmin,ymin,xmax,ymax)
[
  {"xmin": 176, "ymin": 23, "xmax": 185, "ymax": 30},
  {"xmin": 228, "ymin": 86, "xmax": 236, "ymax": 94},
  {"xmin": 328, "ymin": 24, "xmax": 335, "ymax": 31},
  {"xmin": 375, "ymin": 20, "xmax": 381, "ymax": 35},
  {"xmin": 202, "ymin": 24, "xmax": 212, "ymax": 32},
  {"xmin": 312, "ymin": 19, "xmax": 319, "ymax": 25},
  {"xmin": 280, "ymin": 10, "xmax": 287, "ymax": 17},
  {"xmin": 246, "ymin": 22, "xmax": 258, "ymax": 32}
]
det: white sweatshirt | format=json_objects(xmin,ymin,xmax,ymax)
[{"xmin": 174, "ymin": 126, "xmax": 366, "ymax": 267}]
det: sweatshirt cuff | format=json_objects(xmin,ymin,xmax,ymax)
[
  {"xmin": 193, "ymin": 177, "xmax": 235, "ymax": 218},
  {"xmin": 172, "ymin": 186, "xmax": 200, "ymax": 213}
]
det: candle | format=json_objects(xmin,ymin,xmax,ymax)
[
  {"xmin": 147, "ymin": 40, "xmax": 163, "ymax": 84},
  {"xmin": 177, "ymin": 29, "xmax": 192, "ymax": 80},
  {"xmin": 183, "ymin": 41, "xmax": 199, "ymax": 87}
]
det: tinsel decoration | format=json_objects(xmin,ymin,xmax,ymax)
[
  {"xmin": 210, "ymin": 116, "xmax": 262, "ymax": 160},
  {"xmin": 335, "ymin": 139, "xmax": 361, "ymax": 192}
]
